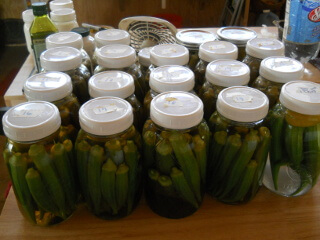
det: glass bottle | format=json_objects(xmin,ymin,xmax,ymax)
[
  {"xmin": 143, "ymin": 91, "xmax": 210, "ymax": 218},
  {"xmin": 76, "ymin": 97, "xmax": 142, "ymax": 219},
  {"xmin": 263, "ymin": 81, "xmax": 320, "ymax": 197},
  {"xmin": 30, "ymin": 2, "xmax": 58, "ymax": 72},
  {"xmin": 207, "ymin": 86, "xmax": 270, "ymax": 204},
  {"xmin": 71, "ymin": 27, "xmax": 95, "ymax": 58},
  {"xmin": 50, "ymin": 8, "xmax": 79, "ymax": 32}
]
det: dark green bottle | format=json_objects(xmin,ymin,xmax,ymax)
[{"xmin": 30, "ymin": 2, "xmax": 58, "ymax": 72}]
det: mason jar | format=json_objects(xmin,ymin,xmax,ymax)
[
  {"xmin": 198, "ymin": 59, "xmax": 250, "ymax": 121},
  {"xmin": 242, "ymin": 37, "xmax": 285, "ymax": 86},
  {"xmin": 176, "ymin": 29, "xmax": 216, "ymax": 71},
  {"xmin": 143, "ymin": 91, "xmax": 210, "ymax": 219},
  {"xmin": 50, "ymin": 8, "xmax": 78, "ymax": 32},
  {"xmin": 94, "ymin": 44, "xmax": 147, "ymax": 102},
  {"xmin": 88, "ymin": 71, "xmax": 145, "ymax": 131},
  {"xmin": 194, "ymin": 40, "xmax": 238, "ymax": 93},
  {"xmin": 76, "ymin": 97, "xmax": 142, "ymax": 219},
  {"xmin": 207, "ymin": 86, "xmax": 270, "ymax": 204},
  {"xmin": 71, "ymin": 27, "xmax": 95, "ymax": 58},
  {"xmin": 216, "ymin": 27, "xmax": 257, "ymax": 61},
  {"xmin": 2, "ymin": 101, "xmax": 77, "ymax": 226},
  {"xmin": 40, "ymin": 46, "xmax": 90, "ymax": 104},
  {"xmin": 252, "ymin": 56, "xmax": 304, "ymax": 108},
  {"xmin": 143, "ymin": 65, "xmax": 195, "ymax": 117},
  {"xmin": 46, "ymin": 32, "xmax": 92, "ymax": 73},
  {"xmin": 263, "ymin": 81, "xmax": 320, "ymax": 197}
]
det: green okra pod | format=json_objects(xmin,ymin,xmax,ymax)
[
  {"xmin": 76, "ymin": 140, "xmax": 91, "ymax": 202},
  {"xmin": 170, "ymin": 167, "xmax": 199, "ymax": 209},
  {"xmin": 143, "ymin": 130, "xmax": 157, "ymax": 168},
  {"xmin": 148, "ymin": 169, "xmax": 160, "ymax": 182},
  {"xmin": 284, "ymin": 123, "xmax": 304, "ymax": 168},
  {"xmin": 192, "ymin": 135, "xmax": 207, "ymax": 184},
  {"xmin": 63, "ymin": 139, "xmax": 75, "ymax": 172},
  {"xmin": 290, "ymin": 166, "xmax": 312, "ymax": 196},
  {"xmin": 156, "ymin": 139, "xmax": 175, "ymax": 175},
  {"xmin": 105, "ymin": 139, "xmax": 124, "ymax": 166},
  {"xmin": 116, "ymin": 163, "xmax": 129, "ymax": 210},
  {"xmin": 101, "ymin": 158, "xmax": 118, "ymax": 215},
  {"xmin": 198, "ymin": 121, "xmax": 211, "ymax": 154}
]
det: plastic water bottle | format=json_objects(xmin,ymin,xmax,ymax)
[
  {"xmin": 283, "ymin": 0, "xmax": 320, "ymax": 63},
  {"xmin": 256, "ymin": 10, "xmax": 279, "ymax": 27}
]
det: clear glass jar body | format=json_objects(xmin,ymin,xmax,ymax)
[
  {"xmin": 207, "ymin": 112, "xmax": 270, "ymax": 204},
  {"xmin": 263, "ymin": 103, "xmax": 320, "ymax": 197},
  {"xmin": 142, "ymin": 119, "xmax": 210, "ymax": 219},
  {"xmin": 237, "ymin": 45, "xmax": 246, "ymax": 61},
  {"xmin": 242, "ymin": 54, "xmax": 262, "ymax": 86},
  {"xmin": 53, "ymin": 20, "xmax": 79, "ymax": 32},
  {"xmin": 3, "ymin": 129, "xmax": 77, "ymax": 226},
  {"xmin": 194, "ymin": 59, "xmax": 209, "ymax": 94},
  {"xmin": 252, "ymin": 76, "xmax": 283, "ymax": 109},
  {"xmin": 94, "ymin": 64, "xmax": 147, "ymax": 103},
  {"xmin": 188, "ymin": 49, "xmax": 199, "ymax": 71},
  {"xmin": 82, "ymin": 35, "xmax": 95, "ymax": 58},
  {"xmin": 75, "ymin": 125, "xmax": 142, "ymax": 219},
  {"xmin": 125, "ymin": 94, "xmax": 145, "ymax": 132},
  {"xmin": 80, "ymin": 49, "xmax": 92, "ymax": 74}
]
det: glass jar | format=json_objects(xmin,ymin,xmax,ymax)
[
  {"xmin": 198, "ymin": 59, "xmax": 250, "ymax": 121},
  {"xmin": 76, "ymin": 97, "xmax": 142, "ymax": 219},
  {"xmin": 143, "ymin": 91, "xmax": 210, "ymax": 219},
  {"xmin": 22, "ymin": 9, "xmax": 34, "ymax": 54},
  {"xmin": 216, "ymin": 27, "xmax": 257, "ymax": 61},
  {"xmin": 176, "ymin": 29, "xmax": 216, "ymax": 71},
  {"xmin": 94, "ymin": 44, "xmax": 147, "ymax": 102},
  {"xmin": 242, "ymin": 37, "xmax": 285, "ymax": 86},
  {"xmin": 252, "ymin": 56, "xmax": 304, "ymax": 109},
  {"xmin": 72, "ymin": 27, "xmax": 95, "ymax": 58},
  {"xmin": 194, "ymin": 40, "xmax": 238, "ymax": 93},
  {"xmin": 207, "ymin": 86, "xmax": 270, "ymax": 204},
  {"xmin": 40, "ymin": 46, "xmax": 90, "ymax": 104},
  {"xmin": 88, "ymin": 71, "xmax": 145, "ymax": 131},
  {"xmin": 49, "ymin": 0, "xmax": 74, "ymax": 11},
  {"xmin": 2, "ymin": 101, "xmax": 77, "ymax": 226},
  {"xmin": 145, "ymin": 44, "xmax": 189, "ymax": 91},
  {"xmin": 50, "ymin": 8, "xmax": 78, "ymax": 32},
  {"xmin": 263, "ymin": 81, "xmax": 320, "ymax": 197},
  {"xmin": 46, "ymin": 32, "xmax": 92, "ymax": 73},
  {"xmin": 143, "ymin": 65, "xmax": 195, "ymax": 117}
]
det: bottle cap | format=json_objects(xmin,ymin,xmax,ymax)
[
  {"xmin": 49, "ymin": 0, "xmax": 74, "ymax": 11},
  {"xmin": 32, "ymin": 2, "xmax": 48, "ymax": 16},
  {"xmin": 22, "ymin": 9, "xmax": 34, "ymax": 23},
  {"xmin": 150, "ymin": 65, "xmax": 195, "ymax": 93},
  {"xmin": 50, "ymin": 8, "xmax": 76, "ymax": 22},
  {"xmin": 259, "ymin": 57, "xmax": 304, "ymax": 83},
  {"xmin": 217, "ymin": 27, "xmax": 257, "ymax": 46},
  {"xmin": 79, "ymin": 97, "xmax": 133, "ymax": 136},
  {"xmin": 40, "ymin": 46, "xmax": 82, "ymax": 71},
  {"xmin": 176, "ymin": 29, "xmax": 216, "ymax": 50},
  {"xmin": 150, "ymin": 44, "xmax": 189, "ymax": 66},
  {"xmin": 2, "ymin": 101, "xmax": 61, "ymax": 142},
  {"xmin": 46, "ymin": 32, "xmax": 83, "ymax": 50},
  {"xmin": 246, "ymin": 38, "xmax": 284, "ymax": 59},
  {"xmin": 150, "ymin": 91, "xmax": 203, "ymax": 130},
  {"xmin": 24, "ymin": 72, "xmax": 73, "ymax": 102},
  {"xmin": 89, "ymin": 71, "xmax": 135, "ymax": 99},
  {"xmin": 138, "ymin": 47, "xmax": 151, "ymax": 67},
  {"xmin": 71, "ymin": 27, "xmax": 90, "ymax": 37},
  {"xmin": 199, "ymin": 40, "xmax": 238, "ymax": 62},
  {"xmin": 96, "ymin": 44, "xmax": 136, "ymax": 68},
  {"xmin": 279, "ymin": 81, "xmax": 320, "ymax": 115},
  {"xmin": 217, "ymin": 86, "xmax": 269, "ymax": 122},
  {"xmin": 206, "ymin": 60, "xmax": 250, "ymax": 87},
  {"xmin": 94, "ymin": 29, "xmax": 130, "ymax": 48}
]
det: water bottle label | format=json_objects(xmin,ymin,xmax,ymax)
[{"xmin": 284, "ymin": 0, "xmax": 320, "ymax": 44}]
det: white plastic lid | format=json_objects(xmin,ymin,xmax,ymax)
[
  {"xmin": 150, "ymin": 65, "xmax": 195, "ymax": 93},
  {"xmin": 150, "ymin": 91, "xmax": 203, "ymax": 130},
  {"xmin": 50, "ymin": 8, "xmax": 76, "ymax": 22},
  {"xmin": 96, "ymin": 44, "xmax": 136, "ymax": 68},
  {"xmin": 217, "ymin": 27, "xmax": 257, "ymax": 46},
  {"xmin": 22, "ymin": 9, "xmax": 34, "ymax": 23},
  {"xmin": 206, "ymin": 60, "xmax": 250, "ymax": 87},
  {"xmin": 46, "ymin": 32, "xmax": 83, "ymax": 50},
  {"xmin": 199, "ymin": 40, "xmax": 238, "ymax": 62},
  {"xmin": 279, "ymin": 81, "xmax": 320, "ymax": 115},
  {"xmin": 24, "ymin": 72, "xmax": 72, "ymax": 102},
  {"xmin": 89, "ymin": 71, "xmax": 135, "ymax": 99},
  {"xmin": 2, "ymin": 101, "xmax": 61, "ymax": 142},
  {"xmin": 259, "ymin": 57, "xmax": 304, "ymax": 83},
  {"xmin": 138, "ymin": 47, "xmax": 151, "ymax": 67},
  {"xmin": 40, "ymin": 46, "xmax": 82, "ymax": 71},
  {"xmin": 50, "ymin": 0, "xmax": 74, "ymax": 11},
  {"xmin": 94, "ymin": 29, "xmax": 131, "ymax": 48},
  {"xmin": 150, "ymin": 44, "xmax": 189, "ymax": 66},
  {"xmin": 217, "ymin": 86, "xmax": 269, "ymax": 122},
  {"xmin": 79, "ymin": 97, "xmax": 133, "ymax": 136},
  {"xmin": 176, "ymin": 30, "xmax": 216, "ymax": 50},
  {"xmin": 246, "ymin": 38, "xmax": 284, "ymax": 59}
]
